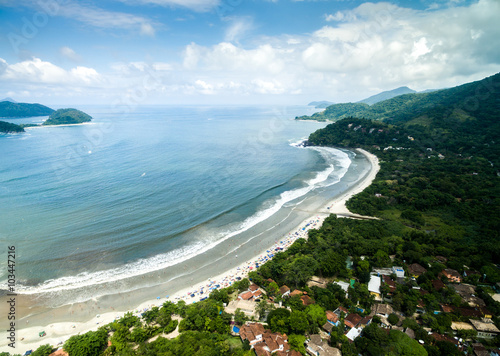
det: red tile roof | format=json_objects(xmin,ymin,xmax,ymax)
[
  {"xmin": 408, "ymin": 263, "xmax": 427, "ymax": 276},
  {"xmin": 301, "ymin": 295, "xmax": 315, "ymax": 306},
  {"xmin": 279, "ymin": 285, "xmax": 291, "ymax": 295},
  {"xmin": 326, "ymin": 311, "xmax": 338, "ymax": 323},
  {"xmin": 345, "ymin": 313, "xmax": 362, "ymax": 328}
]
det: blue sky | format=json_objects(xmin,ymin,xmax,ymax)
[{"xmin": 0, "ymin": 0, "xmax": 499, "ymax": 105}]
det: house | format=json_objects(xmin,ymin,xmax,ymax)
[
  {"xmin": 359, "ymin": 316, "xmax": 372, "ymax": 329},
  {"xmin": 371, "ymin": 304, "xmax": 394, "ymax": 319},
  {"xmin": 470, "ymin": 319, "xmax": 500, "ymax": 340},
  {"xmin": 392, "ymin": 266, "xmax": 405, "ymax": 278},
  {"xmin": 279, "ymin": 285, "xmax": 291, "ymax": 297},
  {"xmin": 452, "ymin": 284, "xmax": 485, "ymax": 307},
  {"xmin": 240, "ymin": 323, "xmax": 266, "ymax": 345},
  {"xmin": 306, "ymin": 334, "xmax": 341, "ymax": 356},
  {"xmin": 368, "ymin": 274, "xmax": 382, "ymax": 301},
  {"xmin": 382, "ymin": 275, "xmax": 397, "ymax": 294},
  {"xmin": 332, "ymin": 281, "xmax": 349, "ymax": 292},
  {"xmin": 451, "ymin": 322, "xmax": 475, "ymax": 333},
  {"xmin": 239, "ymin": 291, "xmax": 255, "ymax": 301},
  {"xmin": 430, "ymin": 332, "xmax": 459, "ymax": 347},
  {"xmin": 334, "ymin": 306, "xmax": 348, "ymax": 317},
  {"xmin": 239, "ymin": 323, "xmax": 301, "ymax": 356},
  {"xmin": 459, "ymin": 307, "xmax": 483, "ymax": 318},
  {"xmin": 322, "ymin": 322, "xmax": 334, "ymax": 334},
  {"xmin": 408, "ymin": 263, "xmax": 427, "ymax": 278},
  {"xmin": 480, "ymin": 307, "xmax": 493, "ymax": 319},
  {"xmin": 345, "ymin": 327, "xmax": 362, "ymax": 342},
  {"xmin": 238, "ymin": 284, "xmax": 263, "ymax": 301},
  {"xmin": 472, "ymin": 343, "xmax": 489, "ymax": 356},
  {"xmin": 301, "ymin": 295, "xmax": 315, "ymax": 306},
  {"xmin": 344, "ymin": 313, "xmax": 362, "ymax": 329},
  {"xmin": 442, "ymin": 268, "xmax": 462, "ymax": 283},
  {"xmin": 290, "ymin": 290, "xmax": 303, "ymax": 298},
  {"xmin": 440, "ymin": 304, "xmax": 455, "ymax": 313},
  {"xmin": 325, "ymin": 311, "xmax": 339, "ymax": 326}
]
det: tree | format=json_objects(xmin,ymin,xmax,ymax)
[
  {"xmin": 288, "ymin": 334, "xmax": 307, "ymax": 354},
  {"xmin": 64, "ymin": 328, "xmax": 108, "ymax": 356},
  {"xmin": 234, "ymin": 308, "xmax": 247, "ymax": 326},
  {"xmin": 267, "ymin": 281, "xmax": 280, "ymax": 297},
  {"xmin": 131, "ymin": 326, "xmax": 149, "ymax": 343},
  {"xmin": 267, "ymin": 308, "xmax": 290, "ymax": 334},
  {"xmin": 32, "ymin": 344, "xmax": 53, "ymax": 356},
  {"xmin": 285, "ymin": 256, "xmax": 318, "ymax": 288},
  {"xmin": 305, "ymin": 304, "xmax": 327, "ymax": 333},
  {"xmin": 256, "ymin": 300, "xmax": 274, "ymax": 320},
  {"xmin": 237, "ymin": 278, "xmax": 250, "ymax": 292},
  {"xmin": 289, "ymin": 310, "xmax": 309, "ymax": 335},
  {"xmin": 209, "ymin": 288, "xmax": 229, "ymax": 304},
  {"xmin": 388, "ymin": 313, "xmax": 399, "ymax": 325}
]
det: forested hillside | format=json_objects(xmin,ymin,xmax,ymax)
[{"xmin": 0, "ymin": 101, "xmax": 54, "ymax": 117}]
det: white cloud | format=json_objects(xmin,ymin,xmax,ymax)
[
  {"xmin": 1, "ymin": 57, "xmax": 101, "ymax": 86},
  {"xmin": 2, "ymin": 0, "xmax": 500, "ymax": 105},
  {"xmin": 18, "ymin": 0, "xmax": 158, "ymax": 36},
  {"xmin": 60, "ymin": 46, "xmax": 81, "ymax": 62},
  {"xmin": 224, "ymin": 17, "xmax": 254, "ymax": 43},
  {"xmin": 118, "ymin": 0, "xmax": 220, "ymax": 12}
]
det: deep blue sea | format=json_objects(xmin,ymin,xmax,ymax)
[{"xmin": 0, "ymin": 105, "xmax": 354, "ymax": 300}]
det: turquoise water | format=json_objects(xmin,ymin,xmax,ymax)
[{"xmin": 0, "ymin": 105, "xmax": 348, "ymax": 299}]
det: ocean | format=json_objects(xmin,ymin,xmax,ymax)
[{"xmin": 0, "ymin": 105, "xmax": 368, "ymax": 311}]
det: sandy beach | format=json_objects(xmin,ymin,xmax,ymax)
[{"xmin": 0, "ymin": 148, "xmax": 379, "ymax": 354}]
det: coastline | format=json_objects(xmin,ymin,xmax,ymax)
[
  {"xmin": 0, "ymin": 147, "xmax": 379, "ymax": 354},
  {"xmin": 24, "ymin": 122, "xmax": 95, "ymax": 129}
]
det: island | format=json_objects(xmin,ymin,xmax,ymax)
[
  {"xmin": 0, "ymin": 106, "xmax": 92, "ymax": 133},
  {"xmin": 42, "ymin": 108, "xmax": 92, "ymax": 126}
]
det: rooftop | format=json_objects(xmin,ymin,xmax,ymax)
[{"xmin": 470, "ymin": 319, "xmax": 500, "ymax": 333}]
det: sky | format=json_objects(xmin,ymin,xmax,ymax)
[{"xmin": 0, "ymin": 0, "xmax": 499, "ymax": 105}]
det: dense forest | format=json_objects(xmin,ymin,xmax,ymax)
[{"xmin": 0, "ymin": 101, "xmax": 54, "ymax": 117}]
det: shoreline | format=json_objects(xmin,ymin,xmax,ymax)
[
  {"xmin": 25, "ymin": 122, "xmax": 94, "ymax": 129},
  {"xmin": 0, "ymin": 147, "xmax": 380, "ymax": 354}
]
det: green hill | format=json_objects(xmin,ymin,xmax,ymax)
[
  {"xmin": 297, "ymin": 72, "xmax": 500, "ymax": 126},
  {"xmin": 43, "ymin": 108, "xmax": 92, "ymax": 126},
  {"xmin": 0, "ymin": 101, "xmax": 54, "ymax": 117},
  {"xmin": 0, "ymin": 120, "xmax": 24, "ymax": 133},
  {"xmin": 358, "ymin": 86, "xmax": 416, "ymax": 105}
]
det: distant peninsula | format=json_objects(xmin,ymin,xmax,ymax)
[
  {"xmin": 0, "ymin": 101, "xmax": 92, "ymax": 133},
  {"xmin": 43, "ymin": 108, "xmax": 92, "ymax": 125},
  {"xmin": 308, "ymin": 100, "xmax": 335, "ymax": 108},
  {"xmin": 0, "ymin": 101, "xmax": 54, "ymax": 117}
]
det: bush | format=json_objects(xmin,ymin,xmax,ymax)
[{"xmin": 388, "ymin": 313, "xmax": 399, "ymax": 325}]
